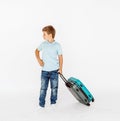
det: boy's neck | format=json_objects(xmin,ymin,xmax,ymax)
[{"xmin": 47, "ymin": 38, "xmax": 54, "ymax": 43}]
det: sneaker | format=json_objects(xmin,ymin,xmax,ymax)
[
  {"xmin": 51, "ymin": 101, "xmax": 56, "ymax": 105},
  {"xmin": 39, "ymin": 103, "xmax": 45, "ymax": 108},
  {"xmin": 40, "ymin": 105, "xmax": 45, "ymax": 108}
]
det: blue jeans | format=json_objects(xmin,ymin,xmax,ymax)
[{"xmin": 39, "ymin": 69, "xmax": 59, "ymax": 107}]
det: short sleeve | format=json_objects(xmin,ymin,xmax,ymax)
[
  {"xmin": 57, "ymin": 43, "xmax": 62, "ymax": 55},
  {"xmin": 37, "ymin": 43, "xmax": 43, "ymax": 51}
]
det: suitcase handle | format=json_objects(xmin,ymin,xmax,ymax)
[
  {"xmin": 58, "ymin": 72, "xmax": 68, "ymax": 83},
  {"xmin": 58, "ymin": 72, "xmax": 73, "ymax": 88}
]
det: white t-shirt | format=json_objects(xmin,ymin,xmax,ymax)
[{"xmin": 37, "ymin": 40, "xmax": 62, "ymax": 71}]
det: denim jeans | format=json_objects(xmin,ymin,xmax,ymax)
[{"xmin": 39, "ymin": 69, "xmax": 59, "ymax": 107}]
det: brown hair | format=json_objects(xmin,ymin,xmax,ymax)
[{"xmin": 42, "ymin": 25, "xmax": 56, "ymax": 38}]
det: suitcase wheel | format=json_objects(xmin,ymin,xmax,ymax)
[
  {"xmin": 86, "ymin": 103, "xmax": 90, "ymax": 106},
  {"xmin": 92, "ymin": 98, "xmax": 95, "ymax": 102}
]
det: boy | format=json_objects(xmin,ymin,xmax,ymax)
[{"xmin": 35, "ymin": 25, "xmax": 63, "ymax": 108}]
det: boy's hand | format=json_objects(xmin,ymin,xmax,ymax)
[
  {"xmin": 39, "ymin": 59, "xmax": 44, "ymax": 67},
  {"xmin": 35, "ymin": 49, "xmax": 44, "ymax": 67},
  {"xmin": 58, "ymin": 69, "xmax": 62, "ymax": 74}
]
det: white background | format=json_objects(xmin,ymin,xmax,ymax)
[{"xmin": 0, "ymin": 0, "xmax": 120, "ymax": 121}]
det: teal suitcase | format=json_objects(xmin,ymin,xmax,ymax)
[{"xmin": 59, "ymin": 73, "xmax": 94, "ymax": 106}]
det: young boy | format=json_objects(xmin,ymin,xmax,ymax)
[{"xmin": 35, "ymin": 25, "xmax": 63, "ymax": 108}]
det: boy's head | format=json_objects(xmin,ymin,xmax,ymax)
[{"xmin": 42, "ymin": 25, "xmax": 56, "ymax": 40}]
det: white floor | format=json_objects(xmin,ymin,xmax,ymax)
[{"xmin": 0, "ymin": 89, "xmax": 120, "ymax": 121}]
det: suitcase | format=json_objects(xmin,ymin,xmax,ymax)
[{"xmin": 59, "ymin": 73, "xmax": 95, "ymax": 106}]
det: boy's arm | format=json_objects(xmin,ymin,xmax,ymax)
[
  {"xmin": 58, "ymin": 55, "xmax": 63, "ymax": 74},
  {"xmin": 35, "ymin": 49, "xmax": 44, "ymax": 67}
]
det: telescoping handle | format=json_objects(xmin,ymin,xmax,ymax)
[
  {"xmin": 58, "ymin": 72, "xmax": 73, "ymax": 88},
  {"xmin": 58, "ymin": 72, "xmax": 68, "ymax": 83}
]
